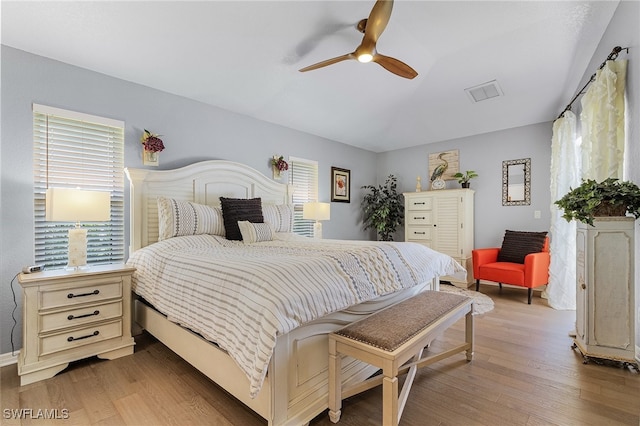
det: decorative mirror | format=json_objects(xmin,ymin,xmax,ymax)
[{"xmin": 502, "ymin": 158, "xmax": 531, "ymax": 206}]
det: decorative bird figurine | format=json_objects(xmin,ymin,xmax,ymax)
[{"xmin": 430, "ymin": 153, "xmax": 449, "ymax": 181}]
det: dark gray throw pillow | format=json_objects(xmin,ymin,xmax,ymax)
[
  {"xmin": 497, "ymin": 230, "xmax": 548, "ymax": 264},
  {"xmin": 219, "ymin": 197, "xmax": 264, "ymax": 241}
]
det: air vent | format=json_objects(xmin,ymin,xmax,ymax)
[{"xmin": 465, "ymin": 80, "xmax": 504, "ymax": 103}]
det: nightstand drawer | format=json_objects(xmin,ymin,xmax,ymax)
[
  {"xmin": 407, "ymin": 197, "xmax": 433, "ymax": 210},
  {"xmin": 406, "ymin": 227, "xmax": 432, "ymax": 241},
  {"xmin": 407, "ymin": 212, "xmax": 433, "ymax": 225},
  {"xmin": 40, "ymin": 301, "xmax": 122, "ymax": 333},
  {"xmin": 40, "ymin": 320, "xmax": 123, "ymax": 356},
  {"xmin": 40, "ymin": 280, "xmax": 122, "ymax": 310}
]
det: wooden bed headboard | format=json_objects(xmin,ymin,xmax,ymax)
[{"xmin": 125, "ymin": 160, "xmax": 293, "ymax": 253}]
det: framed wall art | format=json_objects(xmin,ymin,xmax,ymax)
[
  {"xmin": 331, "ymin": 167, "xmax": 350, "ymax": 203},
  {"xmin": 428, "ymin": 149, "xmax": 459, "ymax": 181}
]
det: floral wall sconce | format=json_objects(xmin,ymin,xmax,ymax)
[
  {"xmin": 271, "ymin": 155, "xmax": 288, "ymax": 179},
  {"xmin": 141, "ymin": 129, "xmax": 165, "ymax": 166}
]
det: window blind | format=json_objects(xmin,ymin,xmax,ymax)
[
  {"xmin": 288, "ymin": 157, "xmax": 318, "ymax": 237},
  {"xmin": 33, "ymin": 104, "xmax": 125, "ymax": 269}
]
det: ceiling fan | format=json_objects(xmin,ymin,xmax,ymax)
[{"xmin": 298, "ymin": 0, "xmax": 418, "ymax": 79}]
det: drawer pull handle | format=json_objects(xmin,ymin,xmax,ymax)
[
  {"xmin": 414, "ymin": 202, "xmax": 426, "ymax": 205},
  {"xmin": 414, "ymin": 232, "xmax": 426, "ymax": 235},
  {"xmin": 67, "ymin": 330, "xmax": 99, "ymax": 342},
  {"xmin": 414, "ymin": 216, "xmax": 426, "ymax": 220},
  {"xmin": 67, "ymin": 289, "xmax": 99, "ymax": 299},
  {"xmin": 68, "ymin": 310, "xmax": 100, "ymax": 321}
]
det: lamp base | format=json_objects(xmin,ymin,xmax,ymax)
[
  {"xmin": 67, "ymin": 227, "xmax": 88, "ymax": 268},
  {"xmin": 313, "ymin": 221, "xmax": 323, "ymax": 239}
]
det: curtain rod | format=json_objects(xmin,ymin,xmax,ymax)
[{"xmin": 556, "ymin": 45, "xmax": 629, "ymax": 120}]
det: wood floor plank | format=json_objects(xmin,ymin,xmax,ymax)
[
  {"xmin": 2, "ymin": 284, "xmax": 638, "ymax": 425},
  {"xmin": 113, "ymin": 392, "xmax": 163, "ymax": 425}
]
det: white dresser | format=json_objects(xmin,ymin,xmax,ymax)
[
  {"xmin": 403, "ymin": 189, "xmax": 474, "ymax": 288},
  {"xmin": 574, "ymin": 217, "xmax": 637, "ymax": 367},
  {"xmin": 18, "ymin": 264, "xmax": 136, "ymax": 385}
]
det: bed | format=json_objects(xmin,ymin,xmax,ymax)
[{"xmin": 125, "ymin": 160, "xmax": 465, "ymax": 426}]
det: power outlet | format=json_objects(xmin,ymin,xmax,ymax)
[{"xmin": 534, "ymin": 210, "xmax": 541, "ymax": 219}]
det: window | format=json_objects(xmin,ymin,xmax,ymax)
[
  {"xmin": 33, "ymin": 104, "xmax": 125, "ymax": 269},
  {"xmin": 288, "ymin": 156, "xmax": 318, "ymax": 237}
]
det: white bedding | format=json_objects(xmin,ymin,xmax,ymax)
[{"xmin": 126, "ymin": 234, "xmax": 465, "ymax": 397}]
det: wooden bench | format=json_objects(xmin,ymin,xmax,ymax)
[{"xmin": 328, "ymin": 290, "xmax": 474, "ymax": 426}]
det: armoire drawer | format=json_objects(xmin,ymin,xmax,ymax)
[
  {"xmin": 407, "ymin": 211, "xmax": 433, "ymax": 225},
  {"xmin": 406, "ymin": 227, "xmax": 432, "ymax": 241},
  {"xmin": 406, "ymin": 197, "xmax": 433, "ymax": 210}
]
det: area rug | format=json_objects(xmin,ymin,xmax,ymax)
[{"xmin": 439, "ymin": 284, "xmax": 494, "ymax": 315}]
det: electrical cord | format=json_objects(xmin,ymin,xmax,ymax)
[{"xmin": 10, "ymin": 272, "xmax": 19, "ymax": 356}]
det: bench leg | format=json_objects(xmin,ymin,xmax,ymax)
[
  {"xmin": 328, "ymin": 339, "xmax": 342, "ymax": 423},
  {"xmin": 465, "ymin": 309, "xmax": 474, "ymax": 361},
  {"xmin": 397, "ymin": 348, "xmax": 423, "ymax": 421},
  {"xmin": 382, "ymin": 375, "xmax": 399, "ymax": 426}
]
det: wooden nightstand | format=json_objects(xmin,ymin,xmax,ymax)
[{"xmin": 17, "ymin": 264, "xmax": 135, "ymax": 385}]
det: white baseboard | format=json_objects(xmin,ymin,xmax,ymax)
[{"xmin": 0, "ymin": 350, "xmax": 19, "ymax": 367}]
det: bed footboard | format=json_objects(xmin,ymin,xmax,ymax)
[{"xmin": 134, "ymin": 280, "xmax": 434, "ymax": 425}]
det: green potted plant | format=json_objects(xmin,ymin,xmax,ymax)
[
  {"xmin": 554, "ymin": 178, "xmax": 640, "ymax": 226},
  {"xmin": 453, "ymin": 170, "xmax": 478, "ymax": 188},
  {"xmin": 361, "ymin": 175, "xmax": 404, "ymax": 241}
]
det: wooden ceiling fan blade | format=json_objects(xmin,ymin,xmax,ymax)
[
  {"xmin": 363, "ymin": 0, "xmax": 394, "ymax": 44},
  {"xmin": 299, "ymin": 53, "xmax": 355, "ymax": 72},
  {"xmin": 373, "ymin": 54, "xmax": 418, "ymax": 79}
]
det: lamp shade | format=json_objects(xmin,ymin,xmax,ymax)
[
  {"xmin": 303, "ymin": 202, "xmax": 330, "ymax": 221},
  {"xmin": 46, "ymin": 188, "xmax": 111, "ymax": 222}
]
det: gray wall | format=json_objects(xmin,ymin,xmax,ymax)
[
  {"xmin": 0, "ymin": 46, "xmax": 377, "ymax": 354},
  {"xmin": 377, "ymin": 122, "xmax": 553, "ymax": 247}
]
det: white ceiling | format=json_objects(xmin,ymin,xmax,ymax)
[{"xmin": 1, "ymin": 1, "xmax": 619, "ymax": 152}]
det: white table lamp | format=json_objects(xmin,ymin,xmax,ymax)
[
  {"xmin": 303, "ymin": 202, "xmax": 330, "ymax": 239},
  {"xmin": 46, "ymin": 188, "xmax": 111, "ymax": 268}
]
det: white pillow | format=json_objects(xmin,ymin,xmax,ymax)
[
  {"xmin": 157, "ymin": 197, "xmax": 225, "ymax": 241},
  {"xmin": 237, "ymin": 221, "xmax": 274, "ymax": 243},
  {"xmin": 262, "ymin": 204, "xmax": 294, "ymax": 233}
]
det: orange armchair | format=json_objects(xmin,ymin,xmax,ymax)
[{"xmin": 472, "ymin": 236, "xmax": 550, "ymax": 304}]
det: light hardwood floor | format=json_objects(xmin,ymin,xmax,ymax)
[{"xmin": 2, "ymin": 284, "xmax": 639, "ymax": 425}]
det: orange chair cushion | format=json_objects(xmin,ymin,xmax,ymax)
[{"xmin": 478, "ymin": 262, "xmax": 525, "ymax": 286}]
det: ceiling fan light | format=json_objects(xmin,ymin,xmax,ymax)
[{"xmin": 357, "ymin": 53, "xmax": 373, "ymax": 63}]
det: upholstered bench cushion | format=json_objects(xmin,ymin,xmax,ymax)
[{"xmin": 334, "ymin": 291, "xmax": 470, "ymax": 352}]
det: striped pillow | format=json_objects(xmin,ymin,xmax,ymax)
[
  {"xmin": 219, "ymin": 197, "xmax": 264, "ymax": 241},
  {"xmin": 157, "ymin": 197, "xmax": 225, "ymax": 241},
  {"xmin": 237, "ymin": 221, "xmax": 274, "ymax": 243},
  {"xmin": 497, "ymin": 230, "xmax": 547, "ymax": 264},
  {"xmin": 262, "ymin": 204, "xmax": 294, "ymax": 233}
]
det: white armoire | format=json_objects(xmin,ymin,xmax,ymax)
[
  {"xmin": 403, "ymin": 189, "xmax": 474, "ymax": 288},
  {"xmin": 573, "ymin": 217, "xmax": 637, "ymax": 367}
]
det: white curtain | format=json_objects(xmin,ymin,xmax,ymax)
[
  {"xmin": 546, "ymin": 58, "xmax": 627, "ymax": 310},
  {"xmin": 580, "ymin": 59, "xmax": 627, "ymax": 180},
  {"xmin": 546, "ymin": 111, "xmax": 579, "ymax": 310}
]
